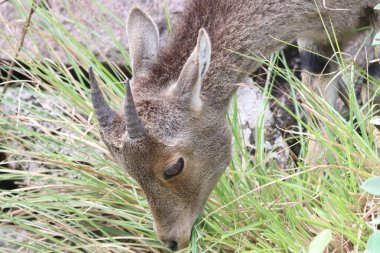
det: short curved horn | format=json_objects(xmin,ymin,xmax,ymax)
[
  {"xmin": 89, "ymin": 67, "xmax": 115, "ymax": 128},
  {"xmin": 124, "ymin": 79, "xmax": 145, "ymax": 139}
]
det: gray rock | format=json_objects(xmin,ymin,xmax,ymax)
[{"xmin": 236, "ymin": 84, "xmax": 290, "ymax": 170}]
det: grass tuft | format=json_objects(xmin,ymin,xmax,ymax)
[{"xmin": 0, "ymin": 1, "xmax": 379, "ymax": 252}]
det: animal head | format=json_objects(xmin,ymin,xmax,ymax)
[{"xmin": 89, "ymin": 8, "xmax": 232, "ymax": 251}]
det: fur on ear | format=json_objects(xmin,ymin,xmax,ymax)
[
  {"xmin": 174, "ymin": 28, "xmax": 211, "ymax": 112},
  {"xmin": 197, "ymin": 28, "xmax": 211, "ymax": 79},
  {"xmin": 127, "ymin": 7, "xmax": 159, "ymax": 76}
]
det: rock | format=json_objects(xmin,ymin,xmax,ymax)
[{"xmin": 236, "ymin": 84, "xmax": 291, "ymax": 170}]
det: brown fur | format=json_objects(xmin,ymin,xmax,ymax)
[
  {"xmin": 145, "ymin": 0, "xmax": 376, "ymax": 103},
  {"xmin": 91, "ymin": 0, "xmax": 379, "ymax": 250}
]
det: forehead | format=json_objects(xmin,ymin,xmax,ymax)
[
  {"xmin": 122, "ymin": 137, "xmax": 176, "ymax": 175},
  {"xmin": 135, "ymin": 99, "xmax": 185, "ymax": 143}
]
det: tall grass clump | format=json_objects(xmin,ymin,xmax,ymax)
[{"xmin": 0, "ymin": 1, "xmax": 379, "ymax": 252}]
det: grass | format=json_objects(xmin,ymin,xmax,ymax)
[{"xmin": 1, "ymin": 0, "xmax": 379, "ymax": 252}]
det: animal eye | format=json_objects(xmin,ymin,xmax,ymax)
[{"xmin": 163, "ymin": 158, "xmax": 184, "ymax": 180}]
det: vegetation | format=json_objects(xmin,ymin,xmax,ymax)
[{"xmin": 0, "ymin": 1, "xmax": 379, "ymax": 252}]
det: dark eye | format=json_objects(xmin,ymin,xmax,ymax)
[{"xmin": 163, "ymin": 158, "xmax": 184, "ymax": 180}]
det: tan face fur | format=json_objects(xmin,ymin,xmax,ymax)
[
  {"xmin": 90, "ymin": 8, "xmax": 232, "ymax": 251},
  {"xmin": 109, "ymin": 116, "xmax": 231, "ymax": 250}
]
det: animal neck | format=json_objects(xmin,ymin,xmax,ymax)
[{"xmin": 150, "ymin": 0, "xmax": 302, "ymax": 107}]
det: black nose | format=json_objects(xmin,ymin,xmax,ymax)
[{"xmin": 167, "ymin": 240, "xmax": 178, "ymax": 251}]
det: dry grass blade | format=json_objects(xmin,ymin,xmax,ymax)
[
  {"xmin": 2, "ymin": 0, "xmax": 36, "ymax": 94},
  {"xmin": 0, "ymin": 1, "xmax": 379, "ymax": 252}
]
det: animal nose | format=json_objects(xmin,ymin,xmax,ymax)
[{"xmin": 167, "ymin": 240, "xmax": 178, "ymax": 251}]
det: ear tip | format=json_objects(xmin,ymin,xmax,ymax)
[
  {"xmin": 198, "ymin": 28, "xmax": 211, "ymax": 44},
  {"xmin": 128, "ymin": 7, "xmax": 151, "ymax": 23},
  {"xmin": 199, "ymin": 27, "xmax": 206, "ymax": 33},
  {"xmin": 129, "ymin": 7, "xmax": 143, "ymax": 16},
  {"xmin": 127, "ymin": 7, "xmax": 143, "ymax": 26},
  {"xmin": 198, "ymin": 28, "xmax": 209, "ymax": 36},
  {"xmin": 127, "ymin": 7, "xmax": 159, "ymax": 36}
]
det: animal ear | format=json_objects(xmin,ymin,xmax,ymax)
[
  {"xmin": 174, "ymin": 28, "xmax": 211, "ymax": 112},
  {"xmin": 127, "ymin": 7, "xmax": 159, "ymax": 76}
]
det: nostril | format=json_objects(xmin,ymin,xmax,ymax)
[{"xmin": 167, "ymin": 240, "xmax": 178, "ymax": 251}]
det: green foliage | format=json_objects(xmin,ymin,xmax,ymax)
[
  {"xmin": 164, "ymin": 0, "xmax": 172, "ymax": 33},
  {"xmin": 362, "ymin": 177, "xmax": 380, "ymax": 195},
  {"xmin": 361, "ymin": 174, "xmax": 380, "ymax": 252},
  {"xmin": 308, "ymin": 230, "xmax": 332, "ymax": 253},
  {"xmin": 365, "ymin": 232, "xmax": 380, "ymax": 253},
  {"xmin": 0, "ymin": 1, "xmax": 379, "ymax": 252},
  {"xmin": 372, "ymin": 32, "xmax": 380, "ymax": 46}
]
